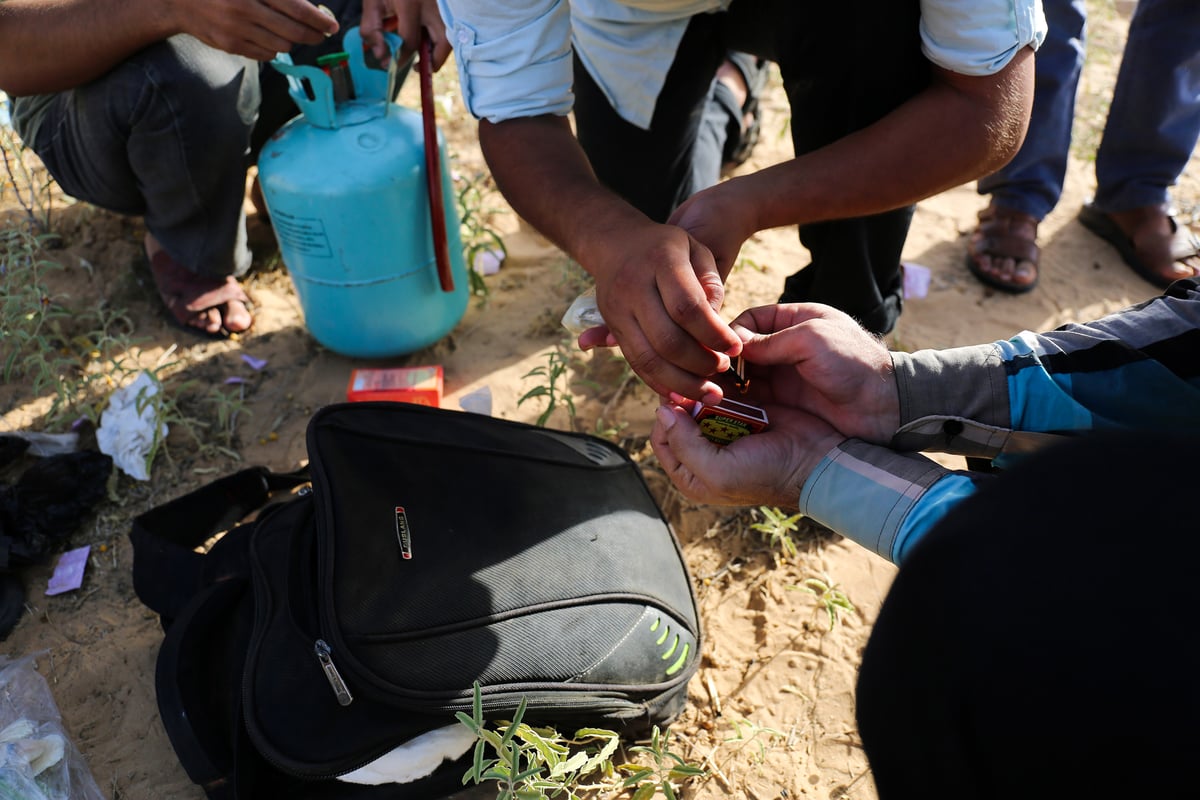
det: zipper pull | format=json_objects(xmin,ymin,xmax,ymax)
[{"xmin": 314, "ymin": 639, "xmax": 354, "ymax": 706}]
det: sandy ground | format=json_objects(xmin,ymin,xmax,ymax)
[{"xmin": 0, "ymin": 3, "xmax": 1196, "ymax": 799}]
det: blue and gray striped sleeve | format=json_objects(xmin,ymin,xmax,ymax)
[{"xmin": 800, "ymin": 280, "xmax": 1200, "ymax": 564}]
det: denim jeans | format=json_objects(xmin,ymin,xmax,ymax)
[
  {"xmin": 980, "ymin": 0, "xmax": 1200, "ymax": 220},
  {"xmin": 20, "ymin": 0, "xmax": 363, "ymax": 279}
]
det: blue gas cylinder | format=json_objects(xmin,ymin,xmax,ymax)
[{"xmin": 257, "ymin": 28, "xmax": 469, "ymax": 358}]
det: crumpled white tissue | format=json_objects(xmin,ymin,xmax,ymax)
[
  {"xmin": 337, "ymin": 724, "xmax": 476, "ymax": 785},
  {"xmin": 95, "ymin": 371, "xmax": 167, "ymax": 481}
]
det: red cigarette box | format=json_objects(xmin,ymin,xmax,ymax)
[
  {"xmin": 691, "ymin": 396, "xmax": 769, "ymax": 446},
  {"xmin": 346, "ymin": 366, "xmax": 443, "ymax": 407}
]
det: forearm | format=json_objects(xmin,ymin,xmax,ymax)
[
  {"xmin": 799, "ymin": 439, "xmax": 982, "ymax": 564},
  {"xmin": 478, "ymin": 116, "xmax": 647, "ymax": 274},
  {"xmin": 890, "ymin": 279, "xmax": 1200, "ymax": 455},
  {"xmin": 0, "ymin": 0, "xmax": 177, "ymax": 95},
  {"xmin": 741, "ymin": 49, "xmax": 1034, "ymax": 232}
]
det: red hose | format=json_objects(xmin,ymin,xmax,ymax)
[{"xmin": 419, "ymin": 31, "xmax": 454, "ymax": 293}]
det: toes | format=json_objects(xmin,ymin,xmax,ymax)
[
  {"xmin": 187, "ymin": 308, "xmax": 223, "ymax": 335},
  {"xmin": 222, "ymin": 299, "xmax": 254, "ymax": 333}
]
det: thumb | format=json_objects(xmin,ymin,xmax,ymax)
[
  {"xmin": 655, "ymin": 404, "xmax": 719, "ymax": 469},
  {"xmin": 736, "ymin": 327, "xmax": 814, "ymax": 368}
]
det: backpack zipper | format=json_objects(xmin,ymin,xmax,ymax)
[{"xmin": 314, "ymin": 639, "xmax": 354, "ymax": 706}]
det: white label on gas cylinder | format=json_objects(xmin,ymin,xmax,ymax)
[{"xmin": 273, "ymin": 211, "xmax": 333, "ymax": 258}]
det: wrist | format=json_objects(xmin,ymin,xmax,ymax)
[
  {"xmin": 570, "ymin": 201, "xmax": 652, "ymax": 272},
  {"xmin": 870, "ymin": 354, "xmax": 902, "ymax": 442}
]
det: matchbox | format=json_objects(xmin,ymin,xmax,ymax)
[
  {"xmin": 691, "ymin": 397, "xmax": 769, "ymax": 446},
  {"xmin": 346, "ymin": 365, "xmax": 443, "ymax": 407}
]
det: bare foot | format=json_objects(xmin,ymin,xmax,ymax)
[{"xmin": 145, "ymin": 234, "xmax": 253, "ymax": 336}]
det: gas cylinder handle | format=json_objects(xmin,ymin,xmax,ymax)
[
  {"xmin": 420, "ymin": 31, "xmax": 455, "ymax": 294},
  {"xmin": 271, "ymin": 57, "xmax": 338, "ymax": 129}
]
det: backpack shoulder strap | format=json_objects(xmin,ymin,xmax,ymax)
[{"xmin": 130, "ymin": 466, "xmax": 309, "ymax": 621}]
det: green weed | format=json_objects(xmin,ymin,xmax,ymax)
[
  {"xmin": 456, "ymin": 684, "xmax": 706, "ymax": 800},
  {"xmin": 455, "ymin": 167, "xmax": 505, "ymax": 301},
  {"xmin": 791, "ymin": 576, "xmax": 856, "ymax": 630},
  {"xmin": 619, "ymin": 725, "xmax": 708, "ymax": 800},
  {"xmin": 518, "ymin": 344, "xmax": 577, "ymax": 428},
  {"xmin": 749, "ymin": 506, "xmax": 803, "ymax": 561},
  {"xmin": 0, "ymin": 118, "xmax": 56, "ymax": 232},
  {"xmin": 456, "ymin": 683, "xmax": 621, "ymax": 800},
  {"xmin": 723, "ymin": 718, "xmax": 788, "ymax": 764}
]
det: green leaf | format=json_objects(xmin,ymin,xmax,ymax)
[
  {"xmin": 456, "ymin": 710, "xmax": 481, "ymax": 733},
  {"xmin": 621, "ymin": 768, "xmax": 655, "ymax": 787},
  {"xmin": 630, "ymin": 783, "xmax": 657, "ymax": 800},
  {"xmin": 550, "ymin": 750, "xmax": 589, "ymax": 778},
  {"xmin": 518, "ymin": 386, "xmax": 551, "ymax": 405}
]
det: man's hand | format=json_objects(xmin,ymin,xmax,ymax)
[
  {"xmin": 732, "ymin": 303, "xmax": 900, "ymax": 444},
  {"xmin": 478, "ymin": 115, "xmax": 743, "ymax": 404},
  {"xmin": 667, "ymin": 175, "xmax": 759, "ymax": 280},
  {"xmin": 171, "ymin": 0, "xmax": 340, "ymax": 61},
  {"xmin": 0, "ymin": 0, "xmax": 337, "ymax": 95},
  {"xmin": 360, "ymin": 0, "xmax": 451, "ymax": 69},
  {"xmin": 579, "ymin": 220, "xmax": 743, "ymax": 404},
  {"xmin": 651, "ymin": 401, "xmax": 844, "ymax": 509}
]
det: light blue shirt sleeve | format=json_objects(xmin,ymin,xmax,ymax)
[
  {"xmin": 798, "ymin": 440, "xmax": 985, "ymax": 565},
  {"xmin": 439, "ymin": 0, "xmax": 576, "ymax": 122},
  {"xmin": 920, "ymin": 0, "xmax": 1046, "ymax": 75},
  {"xmin": 799, "ymin": 440, "xmax": 957, "ymax": 564}
]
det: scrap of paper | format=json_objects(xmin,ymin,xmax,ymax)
[
  {"xmin": 46, "ymin": 545, "xmax": 91, "ymax": 596},
  {"xmin": 902, "ymin": 261, "xmax": 932, "ymax": 299}
]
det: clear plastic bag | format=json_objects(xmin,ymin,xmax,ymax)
[
  {"xmin": 0, "ymin": 654, "xmax": 103, "ymax": 800},
  {"xmin": 560, "ymin": 287, "xmax": 606, "ymax": 336}
]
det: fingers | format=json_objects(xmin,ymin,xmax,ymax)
[
  {"xmin": 275, "ymin": 0, "xmax": 340, "ymax": 36},
  {"xmin": 615, "ymin": 247, "xmax": 744, "ymax": 402},
  {"xmin": 650, "ymin": 405, "xmax": 728, "ymax": 504},
  {"xmin": 615, "ymin": 316, "xmax": 727, "ymax": 405},
  {"xmin": 201, "ymin": 0, "xmax": 338, "ymax": 59},
  {"xmin": 577, "ymin": 325, "xmax": 612, "ymax": 351},
  {"xmin": 359, "ymin": 0, "xmax": 393, "ymax": 61},
  {"xmin": 730, "ymin": 303, "xmax": 837, "ymax": 341},
  {"xmin": 677, "ymin": 235, "xmax": 742, "ymax": 355}
]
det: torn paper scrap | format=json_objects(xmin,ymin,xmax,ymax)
[
  {"xmin": 472, "ymin": 247, "xmax": 504, "ymax": 276},
  {"xmin": 902, "ymin": 261, "xmax": 931, "ymax": 299},
  {"xmin": 46, "ymin": 546, "xmax": 91, "ymax": 596}
]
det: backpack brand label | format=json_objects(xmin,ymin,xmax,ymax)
[{"xmin": 394, "ymin": 506, "xmax": 413, "ymax": 559}]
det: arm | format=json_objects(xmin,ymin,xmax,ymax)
[
  {"xmin": 654, "ymin": 280, "xmax": 1200, "ymax": 563},
  {"xmin": 0, "ymin": 0, "xmax": 337, "ymax": 96},
  {"xmin": 479, "ymin": 116, "xmax": 742, "ymax": 403},
  {"xmin": 669, "ymin": 52, "xmax": 1035, "ymax": 275},
  {"xmin": 438, "ymin": 0, "xmax": 742, "ymax": 403},
  {"xmin": 650, "ymin": 398, "xmax": 977, "ymax": 565},
  {"xmin": 891, "ymin": 279, "xmax": 1200, "ymax": 455},
  {"xmin": 729, "ymin": 280, "xmax": 1200, "ymax": 454}
]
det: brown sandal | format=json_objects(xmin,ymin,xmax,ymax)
[
  {"xmin": 148, "ymin": 249, "xmax": 254, "ymax": 338},
  {"xmin": 966, "ymin": 202, "xmax": 1040, "ymax": 294},
  {"xmin": 1077, "ymin": 202, "xmax": 1200, "ymax": 289}
]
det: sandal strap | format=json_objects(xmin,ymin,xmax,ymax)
[{"xmin": 969, "ymin": 204, "xmax": 1041, "ymax": 265}]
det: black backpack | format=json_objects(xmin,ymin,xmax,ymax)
[{"xmin": 130, "ymin": 402, "xmax": 701, "ymax": 799}]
